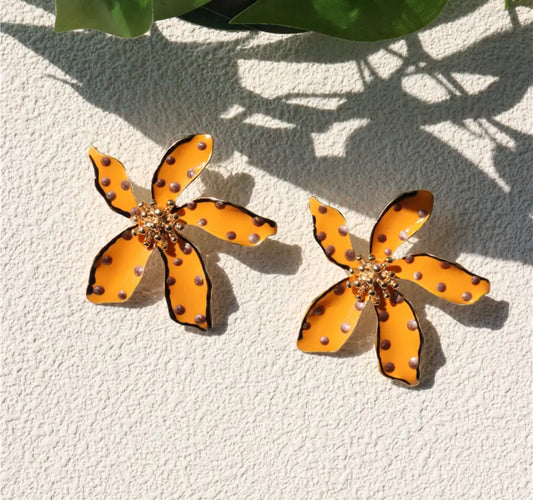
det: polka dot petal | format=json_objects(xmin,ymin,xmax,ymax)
[
  {"xmin": 298, "ymin": 278, "xmax": 366, "ymax": 353},
  {"xmin": 88, "ymin": 147, "xmax": 138, "ymax": 217},
  {"xmin": 309, "ymin": 197, "xmax": 356, "ymax": 270},
  {"xmin": 151, "ymin": 134, "xmax": 213, "ymax": 207},
  {"xmin": 370, "ymin": 190, "xmax": 433, "ymax": 259},
  {"xmin": 87, "ymin": 227, "xmax": 152, "ymax": 304},
  {"xmin": 393, "ymin": 254, "xmax": 490, "ymax": 304},
  {"xmin": 375, "ymin": 293, "xmax": 422, "ymax": 386},
  {"xmin": 159, "ymin": 236, "xmax": 212, "ymax": 330},
  {"xmin": 177, "ymin": 198, "xmax": 276, "ymax": 246}
]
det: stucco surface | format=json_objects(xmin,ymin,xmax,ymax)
[{"xmin": 1, "ymin": 1, "xmax": 532, "ymax": 498}]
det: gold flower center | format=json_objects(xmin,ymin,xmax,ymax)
[
  {"xmin": 347, "ymin": 255, "xmax": 399, "ymax": 306},
  {"xmin": 130, "ymin": 200, "xmax": 184, "ymax": 250}
]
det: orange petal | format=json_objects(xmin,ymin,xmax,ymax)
[
  {"xmin": 297, "ymin": 278, "xmax": 367, "ymax": 353},
  {"xmin": 375, "ymin": 293, "xmax": 422, "ymax": 386},
  {"xmin": 87, "ymin": 228, "xmax": 153, "ymax": 304},
  {"xmin": 159, "ymin": 236, "xmax": 212, "ymax": 330},
  {"xmin": 391, "ymin": 253, "xmax": 490, "ymax": 304},
  {"xmin": 370, "ymin": 191, "xmax": 433, "ymax": 259},
  {"xmin": 88, "ymin": 147, "xmax": 138, "ymax": 217},
  {"xmin": 151, "ymin": 134, "xmax": 213, "ymax": 207},
  {"xmin": 177, "ymin": 198, "xmax": 277, "ymax": 246},
  {"xmin": 309, "ymin": 197, "xmax": 356, "ymax": 270}
]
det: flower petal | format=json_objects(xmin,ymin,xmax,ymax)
[
  {"xmin": 87, "ymin": 227, "xmax": 152, "ymax": 303},
  {"xmin": 375, "ymin": 293, "xmax": 422, "ymax": 386},
  {"xmin": 309, "ymin": 197, "xmax": 356, "ymax": 270},
  {"xmin": 89, "ymin": 147, "xmax": 138, "ymax": 217},
  {"xmin": 177, "ymin": 198, "xmax": 277, "ymax": 246},
  {"xmin": 151, "ymin": 134, "xmax": 213, "ymax": 207},
  {"xmin": 370, "ymin": 190, "xmax": 433, "ymax": 259},
  {"xmin": 297, "ymin": 278, "xmax": 367, "ymax": 352},
  {"xmin": 391, "ymin": 253, "xmax": 490, "ymax": 304},
  {"xmin": 159, "ymin": 236, "xmax": 212, "ymax": 331}
]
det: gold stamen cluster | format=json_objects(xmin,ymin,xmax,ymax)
[
  {"xmin": 347, "ymin": 254, "xmax": 399, "ymax": 306},
  {"xmin": 130, "ymin": 200, "xmax": 184, "ymax": 250}
]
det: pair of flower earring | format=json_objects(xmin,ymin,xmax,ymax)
[{"xmin": 87, "ymin": 134, "xmax": 490, "ymax": 386}]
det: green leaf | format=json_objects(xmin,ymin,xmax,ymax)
[
  {"xmin": 231, "ymin": 0, "xmax": 449, "ymax": 42},
  {"xmin": 55, "ymin": 0, "xmax": 154, "ymax": 37},
  {"xmin": 54, "ymin": 0, "xmax": 211, "ymax": 37},
  {"xmin": 154, "ymin": 0, "xmax": 212, "ymax": 20}
]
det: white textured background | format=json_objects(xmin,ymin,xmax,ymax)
[{"xmin": 1, "ymin": 1, "xmax": 532, "ymax": 498}]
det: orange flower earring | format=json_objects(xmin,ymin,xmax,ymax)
[
  {"xmin": 298, "ymin": 191, "xmax": 490, "ymax": 386},
  {"xmin": 86, "ymin": 134, "xmax": 277, "ymax": 330}
]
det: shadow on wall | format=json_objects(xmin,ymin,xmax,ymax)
[
  {"xmin": 4, "ymin": 0, "xmax": 532, "ymax": 266},
  {"xmin": 4, "ymin": 0, "xmax": 525, "ymax": 371}
]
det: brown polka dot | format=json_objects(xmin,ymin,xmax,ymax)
[
  {"xmin": 226, "ymin": 231, "xmax": 236, "ymax": 240},
  {"xmin": 118, "ymin": 290, "xmax": 127, "ymax": 300},
  {"xmin": 318, "ymin": 205, "xmax": 327, "ymax": 214},
  {"xmin": 169, "ymin": 182, "xmax": 181, "ymax": 193},
  {"xmin": 378, "ymin": 310, "xmax": 389, "ymax": 322},
  {"xmin": 194, "ymin": 314, "xmax": 206, "ymax": 324},
  {"xmin": 462, "ymin": 291, "xmax": 472, "ymax": 301},
  {"xmin": 340, "ymin": 323, "xmax": 351, "ymax": 333},
  {"xmin": 408, "ymin": 357, "xmax": 419, "ymax": 369},
  {"xmin": 101, "ymin": 177, "xmax": 111, "ymax": 186},
  {"xmin": 197, "ymin": 142, "xmax": 207, "ymax": 150},
  {"xmin": 436, "ymin": 282, "xmax": 447, "ymax": 292},
  {"xmin": 384, "ymin": 248, "xmax": 392, "ymax": 257},
  {"xmin": 314, "ymin": 305, "xmax": 325, "ymax": 316},
  {"xmin": 377, "ymin": 233, "xmax": 387, "ymax": 243},
  {"xmin": 215, "ymin": 201, "xmax": 226, "ymax": 209},
  {"xmin": 404, "ymin": 255, "xmax": 414, "ymax": 263},
  {"xmin": 187, "ymin": 201, "xmax": 197, "ymax": 210},
  {"xmin": 248, "ymin": 233, "xmax": 260, "ymax": 244},
  {"xmin": 194, "ymin": 276, "xmax": 204, "ymax": 286},
  {"xmin": 106, "ymin": 191, "xmax": 116, "ymax": 201},
  {"xmin": 320, "ymin": 336, "xmax": 329, "ymax": 345},
  {"xmin": 407, "ymin": 319, "xmax": 418, "ymax": 331},
  {"xmin": 130, "ymin": 207, "xmax": 140, "ymax": 216},
  {"xmin": 93, "ymin": 285, "xmax": 105, "ymax": 295},
  {"xmin": 166, "ymin": 277, "xmax": 176, "ymax": 286},
  {"xmin": 198, "ymin": 218, "xmax": 207, "ymax": 226},
  {"xmin": 173, "ymin": 258, "xmax": 183, "ymax": 266},
  {"xmin": 121, "ymin": 180, "xmax": 130, "ymax": 191},
  {"xmin": 155, "ymin": 178, "xmax": 165, "ymax": 187},
  {"xmin": 122, "ymin": 230, "xmax": 133, "ymax": 240},
  {"xmin": 302, "ymin": 321, "xmax": 311, "ymax": 330},
  {"xmin": 471, "ymin": 276, "xmax": 481, "ymax": 285},
  {"xmin": 380, "ymin": 339, "xmax": 391, "ymax": 350},
  {"xmin": 253, "ymin": 216, "xmax": 265, "ymax": 227},
  {"xmin": 393, "ymin": 203, "xmax": 402, "ymax": 211},
  {"xmin": 316, "ymin": 231, "xmax": 326, "ymax": 241},
  {"xmin": 418, "ymin": 209, "xmax": 428, "ymax": 218},
  {"xmin": 413, "ymin": 271, "xmax": 422, "ymax": 280},
  {"xmin": 182, "ymin": 243, "xmax": 192, "ymax": 255},
  {"xmin": 102, "ymin": 255, "xmax": 112, "ymax": 265},
  {"xmin": 174, "ymin": 305, "xmax": 185, "ymax": 315},
  {"xmin": 100, "ymin": 157, "xmax": 111, "ymax": 167},
  {"xmin": 355, "ymin": 301, "xmax": 365, "ymax": 311},
  {"xmin": 325, "ymin": 245, "xmax": 335, "ymax": 256},
  {"xmin": 440, "ymin": 261, "xmax": 451, "ymax": 269},
  {"xmin": 399, "ymin": 230, "xmax": 408, "ymax": 241},
  {"xmin": 166, "ymin": 156, "xmax": 175, "ymax": 165},
  {"xmin": 392, "ymin": 292, "xmax": 404, "ymax": 304},
  {"xmin": 338, "ymin": 225, "xmax": 348, "ymax": 236},
  {"xmin": 345, "ymin": 249, "xmax": 356, "ymax": 261},
  {"xmin": 186, "ymin": 169, "xmax": 195, "ymax": 178},
  {"xmin": 134, "ymin": 266, "xmax": 143, "ymax": 276},
  {"xmin": 334, "ymin": 283, "xmax": 345, "ymax": 296},
  {"xmin": 384, "ymin": 362, "xmax": 395, "ymax": 373}
]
